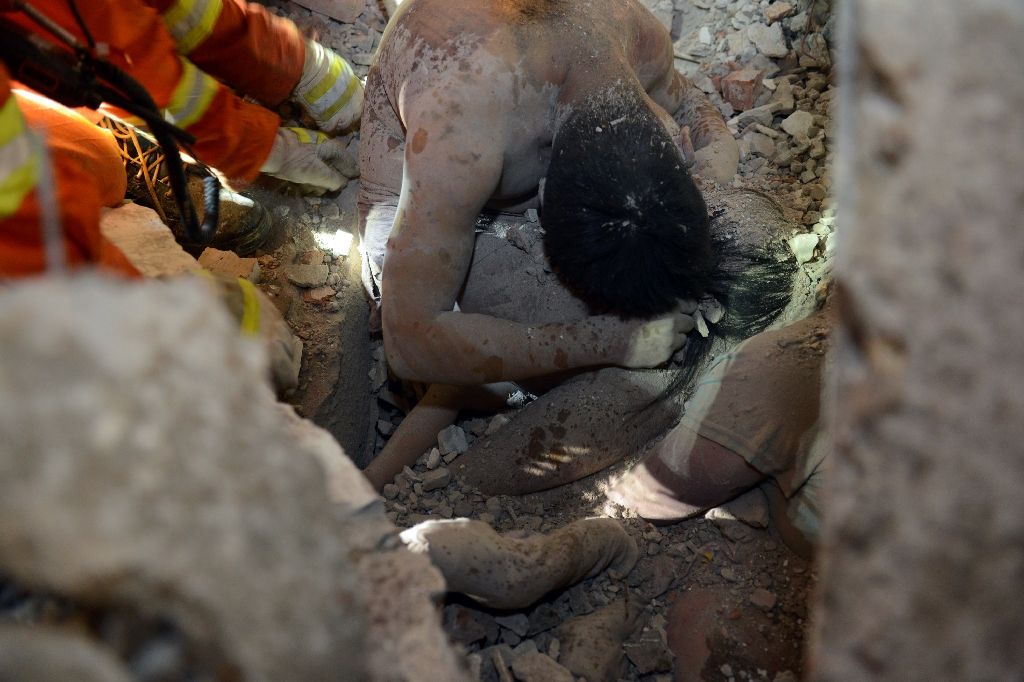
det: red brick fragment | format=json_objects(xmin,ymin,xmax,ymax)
[{"xmin": 721, "ymin": 67, "xmax": 765, "ymax": 112}]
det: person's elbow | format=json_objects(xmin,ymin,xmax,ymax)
[{"xmin": 381, "ymin": 306, "xmax": 436, "ymax": 382}]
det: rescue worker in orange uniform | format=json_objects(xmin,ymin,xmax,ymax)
[{"xmin": 0, "ymin": 0, "xmax": 363, "ymax": 276}]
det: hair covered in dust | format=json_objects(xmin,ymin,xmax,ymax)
[{"xmin": 541, "ymin": 82, "xmax": 713, "ymax": 318}]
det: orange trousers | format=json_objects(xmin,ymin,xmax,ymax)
[{"xmin": 0, "ymin": 70, "xmax": 137, "ymax": 277}]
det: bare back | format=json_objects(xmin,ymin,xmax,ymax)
[
  {"xmin": 360, "ymin": 0, "xmax": 682, "ymax": 204},
  {"xmin": 358, "ymin": 0, "xmax": 697, "ymax": 387}
]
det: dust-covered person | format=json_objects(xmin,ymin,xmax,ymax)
[
  {"xmin": 358, "ymin": 0, "xmax": 744, "ymax": 488},
  {"xmin": 358, "ymin": 0, "xmax": 740, "ymax": 385}
]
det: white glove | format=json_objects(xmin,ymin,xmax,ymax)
[{"xmin": 260, "ymin": 127, "xmax": 359, "ymax": 194}]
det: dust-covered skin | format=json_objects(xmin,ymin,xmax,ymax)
[
  {"xmin": 360, "ymin": 0, "xmax": 733, "ymax": 387},
  {"xmin": 452, "ymin": 368, "xmax": 682, "ymax": 495},
  {"xmin": 399, "ymin": 517, "xmax": 638, "ymax": 609}
]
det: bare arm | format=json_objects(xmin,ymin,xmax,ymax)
[
  {"xmin": 381, "ymin": 83, "xmax": 688, "ymax": 386},
  {"xmin": 633, "ymin": 9, "xmax": 739, "ymax": 183}
]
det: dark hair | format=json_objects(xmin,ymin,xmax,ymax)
[
  {"xmin": 541, "ymin": 87, "xmax": 713, "ymax": 318},
  {"xmin": 662, "ymin": 189, "xmax": 799, "ymax": 401}
]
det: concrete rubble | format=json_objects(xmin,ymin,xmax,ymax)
[{"xmin": 0, "ymin": 277, "xmax": 466, "ymax": 682}]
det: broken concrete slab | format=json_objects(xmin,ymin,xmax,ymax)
[
  {"xmin": 0, "ymin": 626, "xmax": 134, "ymax": 682},
  {"xmin": 99, "ymin": 202, "xmax": 199, "ymax": 278},
  {"xmin": 0, "ymin": 276, "xmax": 466, "ymax": 682}
]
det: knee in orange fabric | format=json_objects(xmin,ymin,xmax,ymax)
[{"xmin": 13, "ymin": 88, "xmax": 127, "ymax": 207}]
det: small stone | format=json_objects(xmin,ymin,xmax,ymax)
[
  {"xmin": 800, "ymin": 169, "xmax": 818, "ymax": 184},
  {"xmin": 527, "ymin": 605, "xmax": 563, "ymax": 636},
  {"xmin": 731, "ymin": 105, "xmax": 776, "ymax": 132},
  {"xmin": 510, "ymin": 652, "xmax": 574, "ymax": 682},
  {"xmin": 453, "ymin": 500, "xmax": 474, "ymax": 516},
  {"xmin": 803, "ymin": 210, "xmax": 822, "ymax": 226},
  {"xmin": 797, "ymin": 32, "xmax": 831, "ymax": 68},
  {"xmin": 721, "ymin": 67, "xmax": 765, "ymax": 112},
  {"xmin": 722, "ymin": 663, "xmax": 734, "ymax": 677},
  {"xmin": 421, "ymin": 468, "xmax": 450, "ymax": 492},
  {"xmin": 198, "ymin": 248, "xmax": 259, "ymax": 281},
  {"xmin": 510, "ymin": 639, "xmax": 540, "ymax": 660},
  {"xmin": 568, "ymin": 587, "xmax": 594, "ymax": 616},
  {"xmin": 382, "ymin": 484, "xmax": 399, "ymax": 500},
  {"xmin": 788, "ymin": 233, "xmax": 820, "ymax": 263},
  {"xmin": 623, "ymin": 629, "xmax": 674, "ymax": 675},
  {"xmin": 495, "ymin": 613, "xmax": 530, "ymax": 637},
  {"xmin": 302, "ymin": 286, "xmax": 335, "ymax": 303},
  {"xmin": 485, "ymin": 414, "xmax": 510, "ymax": 436},
  {"xmin": 437, "ymin": 425, "xmax": 469, "ymax": 455},
  {"xmin": 781, "ymin": 110, "xmax": 815, "ymax": 138},
  {"xmin": 647, "ymin": 542, "xmax": 661, "ymax": 556},
  {"xmin": 443, "ymin": 604, "xmax": 493, "ymax": 645},
  {"xmin": 500, "ymin": 629, "xmax": 522, "ymax": 647},
  {"xmin": 698, "ymin": 26, "xmax": 713, "ymax": 44},
  {"xmin": 720, "ymin": 488, "xmax": 770, "ymax": 528},
  {"xmin": 286, "ymin": 264, "xmax": 330, "ymax": 288},
  {"xmin": 425, "ymin": 447, "xmax": 441, "ymax": 469},
  {"xmin": 693, "ymin": 309, "xmax": 709, "ymax": 338},
  {"xmin": 746, "ymin": 22, "xmax": 788, "ymax": 58},
  {"xmin": 525, "ymin": 208, "xmax": 539, "ymax": 223},
  {"xmin": 485, "ymin": 496, "xmax": 503, "ymax": 514},
  {"xmin": 809, "ymin": 138, "xmax": 827, "ymax": 159},
  {"xmin": 376, "ymin": 419, "xmax": 395, "ymax": 437},
  {"xmin": 295, "ymin": 249, "xmax": 325, "ymax": 265},
  {"xmin": 720, "ymin": 567, "xmax": 739, "ymax": 582},
  {"xmin": 806, "ymin": 184, "xmax": 827, "ymax": 201},
  {"xmin": 750, "ymin": 587, "xmax": 778, "ymax": 610},
  {"xmin": 764, "ymin": 1, "xmax": 795, "ymax": 24},
  {"xmin": 744, "ymin": 132, "xmax": 775, "ymax": 158}
]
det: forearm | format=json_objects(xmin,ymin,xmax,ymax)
[
  {"xmin": 676, "ymin": 78, "xmax": 733, "ymax": 151},
  {"xmin": 385, "ymin": 311, "xmax": 627, "ymax": 386}
]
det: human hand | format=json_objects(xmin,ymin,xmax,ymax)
[
  {"xmin": 260, "ymin": 127, "xmax": 359, "ymax": 194},
  {"xmin": 618, "ymin": 310, "xmax": 695, "ymax": 368}
]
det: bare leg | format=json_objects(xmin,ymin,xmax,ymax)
[
  {"xmin": 362, "ymin": 382, "xmax": 510, "ymax": 491},
  {"xmin": 399, "ymin": 517, "xmax": 638, "ymax": 609},
  {"xmin": 605, "ymin": 432, "xmax": 764, "ymax": 522}
]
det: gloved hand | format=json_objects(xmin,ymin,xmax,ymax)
[{"xmin": 259, "ymin": 127, "xmax": 359, "ymax": 194}]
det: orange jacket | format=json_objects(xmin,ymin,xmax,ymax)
[{"xmin": 5, "ymin": 0, "xmax": 305, "ymax": 182}]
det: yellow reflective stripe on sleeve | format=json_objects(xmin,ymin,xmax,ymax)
[
  {"xmin": 0, "ymin": 98, "xmax": 39, "ymax": 218},
  {"xmin": 0, "ymin": 152, "xmax": 39, "ymax": 217},
  {"xmin": 0, "ymin": 95, "xmax": 24, "ymax": 146},
  {"xmin": 315, "ymin": 131, "xmax": 328, "ymax": 144},
  {"xmin": 317, "ymin": 73, "xmax": 360, "ymax": 124},
  {"xmin": 303, "ymin": 52, "xmax": 344, "ymax": 106},
  {"xmin": 162, "ymin": 0, "xmax": 223, "ymax": 55},
  {"xmin": 236, "ymin": 276, "xmax": 261, "ymax": 336},
  {"xmin": 165, "ymin": 58, "xmax": 219, "ymax": 130}
]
